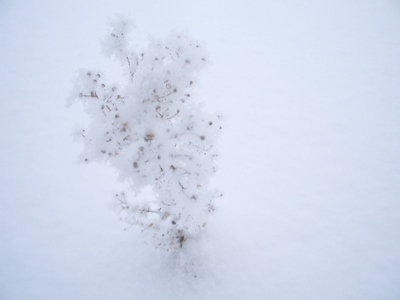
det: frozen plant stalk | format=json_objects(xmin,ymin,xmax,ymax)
[{"xmin": 67, "ymin": 16, "xmax": 222, "ymax": 252}]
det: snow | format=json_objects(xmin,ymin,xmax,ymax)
[{"xmin": 1, "ymin": 0, "xmax": 400, "ymax": 299}]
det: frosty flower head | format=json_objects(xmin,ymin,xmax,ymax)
[{"xmin": 68, "ymin": 16, "xmax": 222, "ymax": 253}]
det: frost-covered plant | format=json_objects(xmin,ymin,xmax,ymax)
[{"xmin": 67, "ymin": 16, "xmax": 222, "ymax": 252}]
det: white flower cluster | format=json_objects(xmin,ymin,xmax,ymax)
[{"xmin": 68, "ymin": 16, "xmax": 222, "ymax": 252}]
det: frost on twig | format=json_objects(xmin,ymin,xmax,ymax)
[{"xmin": 68, "ymin": 16, "xmax": 222, "ymax": 253}]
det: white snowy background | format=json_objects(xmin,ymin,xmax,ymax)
[{"xmin": 1, "ymin": 0, "xmax": 400, "ymax": 299}]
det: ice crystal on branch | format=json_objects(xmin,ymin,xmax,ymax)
[{"xmin": 67, "ymin": 16, "xmax": 222, "ymax": 252}]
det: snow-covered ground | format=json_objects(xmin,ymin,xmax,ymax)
[{"xmin": 1, "ymin": 0, "xmax": 400, "ymax": 299}]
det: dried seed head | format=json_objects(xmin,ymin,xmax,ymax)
[{"xmin": 144, "ymin": 132, "xmax": 154, "ymax": 142}]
